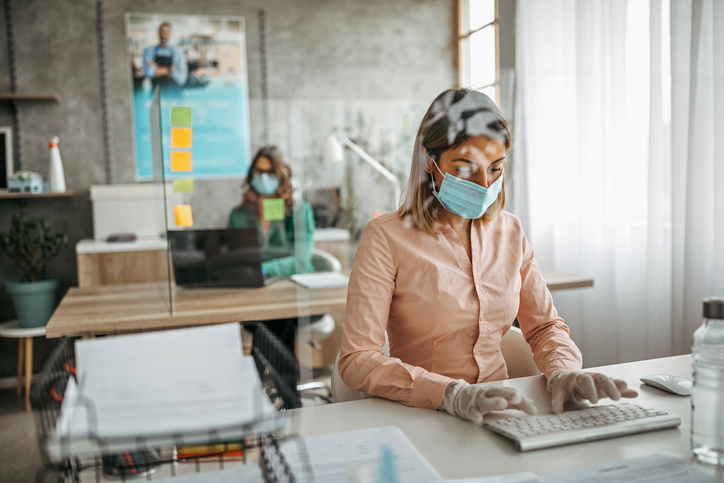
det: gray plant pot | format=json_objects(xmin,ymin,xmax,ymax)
[{"xmin": 6, "ymin": 279, "xmax": 59, "ymax": 328}]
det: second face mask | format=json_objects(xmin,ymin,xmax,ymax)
[{"xmin": 251, "ymin": 173, "xmax": 280, "ymax": 196}]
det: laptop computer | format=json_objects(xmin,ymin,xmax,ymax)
[{"xmin": 167, "ymin": 228, "xmax": 281, "ymax": 288}]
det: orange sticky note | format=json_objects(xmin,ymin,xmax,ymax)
[
  {"xmin": 170, "ymin": 151, "xmax": 192, "ymax": 172},
  {"xmin": 171, "ymin": 127, "xmax": 192, "ymax": 148},
  {"xmin": 174, "ymin": 205, "xmax": 193, "ymax": 227}
]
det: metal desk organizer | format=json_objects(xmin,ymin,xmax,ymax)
[{"xmin": 30, "ymin": 326, "xmax": 310, "ymax": 482}]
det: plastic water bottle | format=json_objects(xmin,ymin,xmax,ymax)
[
  {"xmin": 691, "ymin": 297, "xmax": 724, "ymax": 466},
  {"xmin": 48, "ymin": 136, "xmax": 66, "ymax": 192}
]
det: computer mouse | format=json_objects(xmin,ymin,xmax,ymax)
[{"xmin": 640, "ymin": 374, "xmax": 692, "ymax": 396}]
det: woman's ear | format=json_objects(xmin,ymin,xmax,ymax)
[{"xmin": 423, "ymin": 147, "xmax": 435, "ymax": 174}]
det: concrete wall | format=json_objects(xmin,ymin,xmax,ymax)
[{"xmin": 0, "ymin": 0, "xmax": 456, "ymax": 376}]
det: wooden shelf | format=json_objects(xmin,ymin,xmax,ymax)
[
  {"xmin": 0, "ymin": 189, "xmax": 74, "ymax": 199},
  {"xmin": 0, "ymin": 93, "xmax": 61, "ymax": 103}
]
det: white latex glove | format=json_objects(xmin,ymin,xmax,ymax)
[
  {"xmin": 439, "ymin": 379, "xmax": 537, "ymax": 425},
  {"xmin": 547, "ymin": 369, "xmax": 639, "ymax": 414}
]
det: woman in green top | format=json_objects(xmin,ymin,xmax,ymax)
[
  {"xmin": 227, "ymin": 145, "xmax": 316, "ymax": 278},
  {"xmin": 228, "ymin": 145, "xmax": 316, "ymax": 348}
]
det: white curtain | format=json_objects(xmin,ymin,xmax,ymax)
[{"xmin": 514, "ymin": 0, "xmax": 724, "ymax": 367}]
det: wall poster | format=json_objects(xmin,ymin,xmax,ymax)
[{"xmin": 125, "ymin": 13, "xmax": 251, "ymax": 180}]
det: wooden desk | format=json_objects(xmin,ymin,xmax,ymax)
[
  {"xmin": 45, "ymin": 271, "xmax": 592, "ymax": 339},
  {"xmin": 45, "ymin": 280, "xmax": 348, "ymax": 338},
  {"xmin": 75, "ymin": 238, "xmax": 170, "ymax": 288},
  {"xmin": 74, "ymin": 229, "xmax": 352, "ymax": 288},
  {"xmin": 540, "ymin": 270, "xmax": 593, "ymax": 291},
  {"xmin": 289, "ymin": 355, "xmax": 720, "ymax": 480}
]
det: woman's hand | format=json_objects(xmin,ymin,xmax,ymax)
[
  {"xmin": 439, "ymin": 380, "xmax": 537, "ymax": 425},
  {"xmin": 547, "ymin": 370, "xmax": 638, "ymax": 414}
]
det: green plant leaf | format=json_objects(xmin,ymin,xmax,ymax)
[{"xmin": 0, "ymin": 215, "xmax": 68, "ymax": 282}]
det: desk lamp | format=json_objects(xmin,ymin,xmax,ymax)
[{"xmin": 323, "ymin": 133, "xmax": 401, "ymax": 208}]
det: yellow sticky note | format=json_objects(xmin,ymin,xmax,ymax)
[
  {"xmin": 262, "ymin": 198, "xmax": 285, "ymax": 221},
  {"xmin": 171, "ymin": 127, "xmax": 193, "ymax": 148},
  {"xmin": 170, "ymin": 151, "xmax": 192, "ymax": 172},
  {"xmin": 174, "ymin": 205, "xmax": 193, "ymax": 227},
  {"xmin": 173, "ymin": 178, "xmax": 195, "ymax": 194}
]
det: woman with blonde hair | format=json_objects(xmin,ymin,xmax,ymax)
[{"xmin": 338, "ymin": 89, "xmax": 637, "ymax": 423}]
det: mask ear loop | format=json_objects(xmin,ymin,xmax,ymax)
[
  {"xmin": 429, "ymin": 159, "xmax": 444, "ymax": 195},
  {"xmin": 429, "ymin": 171, "xmax": 438, "ymax": 195}
]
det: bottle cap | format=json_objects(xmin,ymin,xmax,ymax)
[{"xmin": 703, "ymin": 298, "xmax": 724, "ymax": 319}]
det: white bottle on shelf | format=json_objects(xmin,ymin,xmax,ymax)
[{"xmin": 48, "ymin": 136, "xmax": 66, "ymax": 192}]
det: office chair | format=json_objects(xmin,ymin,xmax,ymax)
[
  {"xmin": 301, "ymin": 249, "xmax": 342, "ymax": 349},
  {"xmin": 251, "ymin": 322, "xmax": 302, "ymax": 410},
  {"xmin": 296, "ymin": 249, "xmax": 343, "ymax": 404},
  {"xmin": 330, "ymin": 326, "xmax": 541, "ymax": 403},
  {"xmin": 500, "ymin": 326, "xmax": 540, "ymax": 379},
  {"xmin": 330, "ymin": 332, "xmax": 390, "ymax": 402}
]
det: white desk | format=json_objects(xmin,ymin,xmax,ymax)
[{"xmin": 289, "ymin": 355, "xmax": 723, "ymax": 480}]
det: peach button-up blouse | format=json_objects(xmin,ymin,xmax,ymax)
[{"xmin": 338, "ymin": 211, "xmax": 583, "ymax": 410}]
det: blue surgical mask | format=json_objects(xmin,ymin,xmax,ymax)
[
  {"xmin": 251, "ymin": 173, "xmax": 280, "ymax": 196},
  {"xmin": 430, "ymin": 161, "xmax": 503, "ymax": 219}
]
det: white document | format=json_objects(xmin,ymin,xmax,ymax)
[
  {"xmin": 446, "ymin": 473, "xmax": 542, "ymax": 483},
  {"xmin": 278, "ymin": 426, "xmax": 443, "ymax": 483},
  {"xmin": 51, "ymin": 382, "xmax": 285, "ymax": 461},
  {"xmin": 152, "ymin": 465, "xmax": 264, "ymax": 483},
  {"xmin": 56, "ymin": 376, "xmax": 80, "ymax": 437},
  {"xmin": 540, "ymin": 454, "xmax": 721, "ymax": 483},
  {"xmin": 291, "ymin": 272, "xmax": 349, "ymax": 289},
  {"xmin": 53, "ymin": 323, "xmax": 285, "ymax": 457},
  {"xmin": 76, "ymin": 355, "xmax": 276, "ymax": 438},
  {"xmin": 74, "ymin": 323, "xmax": 243, "ymax": 378}
]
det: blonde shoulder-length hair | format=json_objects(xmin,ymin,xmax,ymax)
[{"xmin": 398, "ymin": 88, "xmax": 511, "ymax": 235}]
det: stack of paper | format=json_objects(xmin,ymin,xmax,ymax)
[
  {"xmin": 49, "ymin": 323, "xmax": 286, "ymax": 460},
  {"xmin": 291, "ymin": 272, "xmax": 349, "ymax": 288},
  {"xmin": 278, "ymin": 426, "xmax": 443, "ymax": 483},
  {"xmin": 443, "ymin": 454, "xmax": 721, "ymax": 483},
  {"xmin": 539, "ymin": 454, "xmax": 721, "ymax": 483},
  {"xmin": 152, "ymin": 465, "xmax": 264, "ymax": 483}
]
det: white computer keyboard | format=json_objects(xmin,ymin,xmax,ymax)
[{"xmin": 483, "ymin": 402, "xmax": 681, "ymax": 452}]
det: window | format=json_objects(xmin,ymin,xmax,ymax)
[{"xmin": 458, "ymin": 0, "xmax": 498, "ymax": 102}]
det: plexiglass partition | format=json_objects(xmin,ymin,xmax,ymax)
[{"xmin": 149, "ymin": 86, "xmax": 426, "ymax": 383}]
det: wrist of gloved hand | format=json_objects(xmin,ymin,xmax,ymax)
[
  {"xmin": 439, "ymin": 379, "xmax": 537, "ymax": 425},
  {"xmin": 547, "ymin": 369, "xmax": 639, "ymax": 414}
]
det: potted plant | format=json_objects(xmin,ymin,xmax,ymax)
[{"xmin": 0, "ymin": 215, "xmax": 68, "ymax": 328}]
